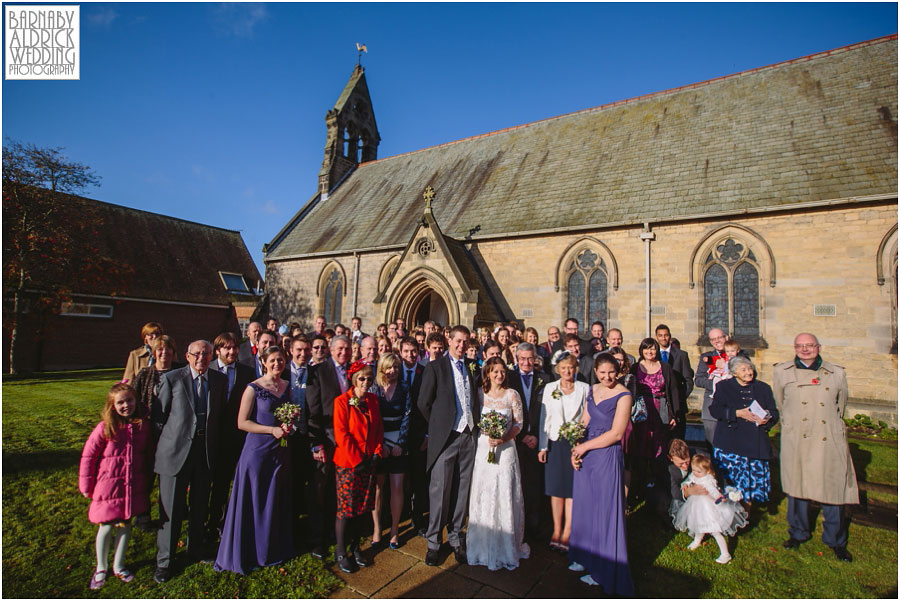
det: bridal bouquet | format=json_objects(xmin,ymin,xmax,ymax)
[
  {"xmin": 558, "ymin": 420, "xmax": 586, "ymax": 447},
  {"xmin": 273, "ymin": 402, "xmax": 303, "ymax": 447},
  {"xmin": 477, "ymin": 410, "xmax": 508, "ymax": 464}
]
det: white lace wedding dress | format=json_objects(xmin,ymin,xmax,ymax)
[{"xmin": 466, "ymin": 388, "xmax": 531, "ymax": 570}]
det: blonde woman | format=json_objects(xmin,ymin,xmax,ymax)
[
  {"xmin": 538, "ymin": 352, "xmax": 589, "ymax": 551},
  {"xmin": 371, "ymin": 353, "xmax": 410, "ymax": 549}
]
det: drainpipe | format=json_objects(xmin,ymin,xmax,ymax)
[
  {"xmin": 352, "ymin": 252, "xmax": 360, "ymax": 318},
  {"xmin": 639, "ymin": 223, "xmax": 656, "ymax": 337}
]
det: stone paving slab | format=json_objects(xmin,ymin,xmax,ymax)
[
  {"xmin": 454, "ymin": 552, "xmax": 546, "ymax": 597},
  {"xmin": 472, "ymin": 584, "xmax": 514, "ymax": 598},
  {"xmin": 372, "ymin": 562, "xmax": 482, "ymax": 598},
  {"xmin": 332, "ymin": 549, "xmax": 418, "ymax": 597}
]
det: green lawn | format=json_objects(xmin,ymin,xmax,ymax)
[{"xmin": 2, "ymin": 370, "xmax": 898, "ymax": 598}]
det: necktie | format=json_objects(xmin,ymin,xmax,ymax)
[
  {"xmin": 661, "ymin": 350, "xmax": 669, "ymax": 363},
  {"xmin": 522, "ymin": 372, "xmax": 532, "ymax": 412},
  {"xmin": 523, "ymin": 373, "xmax": 532, "ymax": 389},
  {"xmin": 251, "ymin": 345, "xmax": 257, "ymax": 355},
  {"xmin": 194, "ymin": 375, "xmax": 207, "ymax": 430},
  {"xmin": 226, "ymin": 365, "xmax": 235, "ymax": 396},
  {"xmin": 406, "ymin": 367, "xmax": 413, "ymax": 389}
]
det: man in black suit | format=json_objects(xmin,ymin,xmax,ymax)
[
  {"xmin": 655, "ymin": 324, "xmax": 694, "ymax": 440},
  {"xmin": 508, "ymin": 342, "xmax": 549, "ymax": 540},
  {"xmin": 152, "ymin": 340, "xmax": 227, "ymax": 582},
  {"xmin": 563, "ymin": 334, "xmax": 594, "ymax": 383},
  {"xmin": 288, "ymin": 336, "xmax": 313, "ymax": 541},
  {"xmin": 418, "ymin": 325, "xmax": 479, "ymax": 566},
  {"xmin": 249, "ymin": 330, "xmax": 278, "ymax": 379},
  {"xmin": 399, "ymin": 336, "xmax": 428, "ymax": 536},
  {"xmin": 205, "ymin": 332, "xmax": 254, "ymax": 541},
  {"xmin": 305, "ymin": 334, "xmax": 351, "ymax": 559},
  {"xmin": 237, "ymin": 321, "xmax": 262, "ymax": 368}
]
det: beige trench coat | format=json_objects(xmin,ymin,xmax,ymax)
[{"xmin": 772, "ymin": 360, "xmax": 858, "ymax": 505}]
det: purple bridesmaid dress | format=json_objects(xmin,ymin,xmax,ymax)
[
  {"xmin": 569, "ymin": 388, "xmax": 634, "ymax": 596},
  {"xmin": 214, "ymin": 383, "xmax": 294, "ymax": 574}
]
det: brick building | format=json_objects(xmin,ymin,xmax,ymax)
[
  {"xmin": 265, "ymin": 36, "xmax": 898, "ymax": 420},
  {"xmin": 6, "ymin": 194, "xmax": 263, "ymax": 372}
]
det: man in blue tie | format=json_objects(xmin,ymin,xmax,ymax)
[
  {"xmin": 655, "ymin": 324, "xmax": 694, "ymax": 440},
  {"xmin": 254, "ymin": 330, "xmax": 278, "ymax": 378},
  {"xmin": 206, "ymin": 332, "xmax": 254, "ymax": 542},
  {"xmin": 289, "ymin": 336, "xmax": 313, "ymax": 541}
]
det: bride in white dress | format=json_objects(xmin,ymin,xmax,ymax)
[{"xmin": 466, "ymin": 357, "xmax": 531, "ymax": 570}]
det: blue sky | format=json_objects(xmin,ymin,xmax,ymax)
[{"xmin": 3, "ymin": 2, "xmax": 896, "ymax": 276}]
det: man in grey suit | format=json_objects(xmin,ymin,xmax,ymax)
[
  {"xmin": 418, "ymin": 325, "xmax": 480, "ymax": 567},
  {"xmin": 655, "ymin": 324, "xmax": 694, "ymax": 439},
  {"xmin": 152, "ymin": 340, "xmax": 227, "ymax": 583}
]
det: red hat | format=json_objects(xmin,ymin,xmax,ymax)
[{"xmin": 346, "ymin": 360, "xmax": 370, "ymax": 378}]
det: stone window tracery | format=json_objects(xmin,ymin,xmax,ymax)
[
  {"xmin": 703, "ymin": 238, "xmax": 759, "ymax": 338},
  {"xmin": 323, "ymin": 267, "xmax": 344, "ymax": 325}
]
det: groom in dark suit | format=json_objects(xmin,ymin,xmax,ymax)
[
  {"xmin": 418, "ymin": 325, "xmax": 480, "ymax": 566},
  {"xmin": 152, "ymin": 340, "xmax": 227, "ymax": 583},
  {"xmin": 655, "ymin": 324, "xmax": 694, "ymax": 439}
]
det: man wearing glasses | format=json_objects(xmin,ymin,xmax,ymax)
[
  {"xmin": 773, "ymin": 333, "xmax": 858, "ymax": 563},
  {"xmin": 695, "ymin": 328, "xmax": 729, "ymax": 444},
  {"xmin": 309, "ymin": 335, "xmax": 329, "ymax": 365},
  {"xmin": 152, "ymin": 340, "xmax": 227, "ymax": 582}
]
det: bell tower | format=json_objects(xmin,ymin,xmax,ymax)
[{"xmin": 318, "ymin": 65, "xmax": 381, "ymax": 199}]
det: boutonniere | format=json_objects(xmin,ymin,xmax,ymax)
[
  {"xmin": 467, "ymin": 362, "xmax": 477, "ymax": 376},
  {"xmin": 811, "ymin": 378, "xmax": 820, "ymax": 385},
  {"xmin": 552, "ymin": 388, "xmax": 563, "ymax": 400},
  {"xmin": 348, "ymin": 396, "xmax": 367, "ymax": 411},
  {"xmin": 536, "ymin": 377, "xmax": 544, "ymax": 389}
]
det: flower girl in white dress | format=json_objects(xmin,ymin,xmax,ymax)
[{"xmin": 673, "ymin": 454, "xmax": 748, "ymax": 564}]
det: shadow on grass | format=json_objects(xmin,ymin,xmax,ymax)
[
  {"xmin": 849, "ymin": 441, "xmax": 874, "ymax": 483},
  {"xmin": 2, "ymin": 449, "xmax": 81, "ymax": 475},
  {"xmin": 3, "ymin": 368, "xmax": 122, "ymax": 385}
]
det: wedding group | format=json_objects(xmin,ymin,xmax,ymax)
[{"xmin": 78, "ymin": 315, "xmax": 857, "ymax": 596}]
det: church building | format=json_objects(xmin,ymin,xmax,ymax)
[{"xmin": 264, "ymin": 36, "xmax": 898, "ymax": 421}]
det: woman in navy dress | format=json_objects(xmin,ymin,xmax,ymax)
[
  {"xmin": 215, "ymin": 346, "xmax": 294, "ymax": 574},
  {"xmin": 568, "ymin": 354, "xmax": 634, "ymax": 595}
]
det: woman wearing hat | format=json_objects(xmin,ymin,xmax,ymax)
[{"xmin": 332, "ymin": 360, "xmax": 385, "ymax": 573}]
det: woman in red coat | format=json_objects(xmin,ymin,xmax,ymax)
[{"xmin": 333, "ymin": 360, "xmax": 384, "ymax": 573}]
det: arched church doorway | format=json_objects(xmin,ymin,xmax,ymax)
[
  {"xmin": 412, "ymin": 290, "xmax": 449, "ymax": 328},
  {"xmin": 388, "ymin": 272, "xmax": 458, "ymax": 329}
]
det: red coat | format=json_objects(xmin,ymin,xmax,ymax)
[
  {"xmin": 78, "ymin": 420, "xmax": 153, "ymax": 524},
  {"xmin": 332, "ymin": 391, "xmax": 384, "ymax": 469}
]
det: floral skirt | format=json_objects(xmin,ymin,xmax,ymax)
[
  {"xmin": 713, "ymin": 448, "xmax": 771, "ymax": 503},
  {"xmin": 335, "ymin": 465, "xmax": 376, "ymax": 519}
]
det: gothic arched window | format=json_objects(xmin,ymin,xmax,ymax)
[
  {"xmin": 703, "ymin": 239, "xmax": 759, "ymax": 339},
  {"xmin": 323, "ymin": 268, "xmax": 343, "ymax": 325},
  {"xmin": 566, "ymin": 249, "xmax": 607, "ymax": 335}
]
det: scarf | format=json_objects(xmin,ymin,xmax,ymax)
[{"xmin": 794, "ymin": 355, "xmax": 823, "ymax": 371}]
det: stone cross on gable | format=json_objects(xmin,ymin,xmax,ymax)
[{"xmin": 423, "ymin": 186, "xmax": 435, "ymax": 210}]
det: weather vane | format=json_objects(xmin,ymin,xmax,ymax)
[
  {"xmin": 423, "ymin": 186, "xmax": 435, "ymax": 210},
  {"xmin": 356, "ymin": 42, "xmax": 367, "ymax": 67}
]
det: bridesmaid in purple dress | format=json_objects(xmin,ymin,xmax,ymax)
[
  {"xmin": 215, "ymin": 346, "xmax": 294, "ymax": 574},
  {"xmin": 568, "ymin": 354, "xmax": 634, "ymax": 595}
]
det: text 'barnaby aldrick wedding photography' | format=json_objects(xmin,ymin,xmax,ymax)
[{"xmin": 5, "ymin": 5, "xmax": 79, "ymax": 80}]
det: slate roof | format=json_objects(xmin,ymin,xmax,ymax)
[
  {"xmin": 267, "ymin": 36, "xmax": 898, "ymax": 260},
  {"xmin": 60, "ymin": 193, "xmax": 263, "ymax": 305}
]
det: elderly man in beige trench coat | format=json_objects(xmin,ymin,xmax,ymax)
[{"xmin": 772, "ymin": 333, "xmax": 858, "ymax": 563}]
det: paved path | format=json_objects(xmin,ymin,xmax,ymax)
[{"xmin": 327, "ymin": 521, "xmax": 597, "ymax": 599}]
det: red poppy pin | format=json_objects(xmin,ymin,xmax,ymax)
[{"xmin": 811, "ymin": 378, "xmax": 819, "ymax": 385}]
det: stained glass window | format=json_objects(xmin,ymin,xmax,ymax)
[
  {"xmin": 704, "ymin": 264, "xmax": 729, "ymax": 334},
  {"xmin": 566, "ymin": 248, "xmax": 608, "ymax": 334},
  {"xmin": 733, "ymin": 262, "xmax": 759, "ymax": 337},
  {"xmin": 703, "ymin": 238, "xmax": 760, "ymax": 340}
]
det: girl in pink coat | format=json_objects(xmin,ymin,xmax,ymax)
[{"xmin": 79, "ymin": 383, "xmax": 153, "ymax": 590}]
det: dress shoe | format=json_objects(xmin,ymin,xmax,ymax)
[
  {"xmin": 783, "ymin": 537, "xmax": 805, "ymax": 549},
  {"xmin": 310, "ymin": 546, "xmax": 327, "ymax": 560},
  {"xmin": 424, "ymin": 548, "xmax": 441, "ymax": 566},
  {"xmin": 831, "ymin": 546, "xmax": 852, "ymax": 562},
  {"xmin": 353, "ymin": 549, "xmax": 372, "ymax": 567},
  {"xmin": 335, "ymin": 554, "xmax": 358, "ymax": 574},
  {"xmin": 153, "ymin": 566, "xmax": 172, "ymax": 583},
  {"xmin": 452, "ymin": 544, "xmax": 468, "ymax": 565},
  {"xmin": 417, "ymin": 527, "xmax": 428, "ymax": 538}
]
